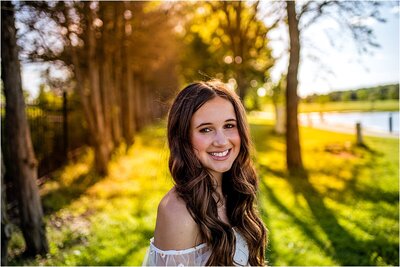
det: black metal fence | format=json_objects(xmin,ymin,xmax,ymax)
[{"xmin": 1, "ymin": 92, "xmax": 89, "ymax": 178}]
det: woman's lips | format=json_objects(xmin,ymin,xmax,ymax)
[{"xmin": 208, "ymin": 148, "xmax": 231, "ymax": 161}]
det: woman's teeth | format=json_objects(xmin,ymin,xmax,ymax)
[{"xmin": 210, "ymin": 149, "xmax": 229, "ymax": 157}]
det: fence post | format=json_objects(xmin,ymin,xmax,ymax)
[
  {"xmin": 356, "ymin": 122, "xmax": 363, "ymax": 146},
  {"xmin": 389, "ymin": 113, "xmax": 393, "ymax": 133},
  {"xmin": 63, "ymin": 91, "xmax": 68, "ymax": 160}
]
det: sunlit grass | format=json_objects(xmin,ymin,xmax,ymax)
[
  {"xmin": 8, "ymin": 124, "xmax": 173, "ymax": 266},
  {"xmin": 7, "ymin": 117, "xmax": 399, "ymax": 266},
  {"xmin": 251, "ymin": 116, "xmax": 398, "ymax": 265}
]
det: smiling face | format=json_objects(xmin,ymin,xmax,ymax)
[{"xmin": 190, "ymin": 96, "xmax": 241, "ymax": 180}]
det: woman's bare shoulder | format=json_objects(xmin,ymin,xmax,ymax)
[{"xmin": 154, "ymin": 187, "xmax": 201, "ymax": 250}]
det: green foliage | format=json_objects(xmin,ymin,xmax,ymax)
[
  {"xmin": 271, "ymin": 75, "xmax": 286, "ymax": 105},
  {"xmin": 178, "ymin": 1, "xmax": 275, "ymax": 102},
  {"xmin": 303, "ymin": 84, "xmax": 399, "ymax": 103},
  {"xmin": 7, "ymin": 118, "xmax": 398, "ymax": 266},
  {"xmin": 35, "ymin": 84, "xmax": 63, "ymax": 111}
]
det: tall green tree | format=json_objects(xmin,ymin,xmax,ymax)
[
  {"xmin": 18, "ymin": 1, "xmax": 179, "ymax": 174},
  {"xmin": 286, "ymin": 1, "xmax": 303, "ymax": 172},
  {"xmin": 283, "ymin": 1, "xmax": 385, "ymax": 173},
  {"xmin": 1, "ymin": 1, "xmax": 48, "ymax": 256},
  {"xmin": 178, "ymin": 1, "xmax": 276, "ymax": 103}
]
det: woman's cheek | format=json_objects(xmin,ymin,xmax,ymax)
[
  {"xmin": 192, "ymin": 133, "xmax": 211, "ymax": 150},
  {"xmin": 227, "ymin": 129, "xmax": 240, "ymax": 143}
]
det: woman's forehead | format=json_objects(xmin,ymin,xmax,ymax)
[{"xmin": 191, "ymin": 97, "xmax": 237, "ymax": 126}]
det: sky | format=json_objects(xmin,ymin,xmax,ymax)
[
  {"xmin": 268, "ymin": 2, "xmax": 400, "ymax": 97},
  {"xmin": 21, "ymin": 2, "xmax": 400, "ymax": 99}
]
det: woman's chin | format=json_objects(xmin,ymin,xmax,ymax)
[{"xmin": 209, "ymin": 165, "xmax": 233, "ymax": 174}]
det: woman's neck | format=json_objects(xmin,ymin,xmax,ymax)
[{"xmin": 210, "ymin": 171, "xmax": 223, "ymax": 193}]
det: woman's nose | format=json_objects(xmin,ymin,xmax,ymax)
[{"xmin": 213, "ymin": 130, "xmax": 228, "ymax": 146}]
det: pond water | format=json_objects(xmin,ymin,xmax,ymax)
[{"xmin": 299, "ymin": 111, "xmax": 399, "ymax": 134}]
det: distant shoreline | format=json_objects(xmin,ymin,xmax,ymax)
[
  {"xmin": 250, "ymin": 109, "xmax": 399, "ymax": 139},
  {"xmin": 298, "ymin": 100, "xmax": 399, "ymax": 113},
  {"xmin": 300, "ymin": 122, "xmax": 399, "ymax": 139}
]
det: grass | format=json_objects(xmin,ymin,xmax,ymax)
[
  {"xmin": 298, "ymin": 100, "xmax": 399, "ymax": 113},
  {"xmin": 250, "ymin": 116, "xmax": 399, "ymax": 265},
  {"xmin": 6, "ymin": 117, "xmax": 399, "ymax": 266}
]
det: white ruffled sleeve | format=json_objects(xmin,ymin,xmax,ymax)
[{"xmin": 142, "ymin": 238, "xmax": 211, "ymax": 266}]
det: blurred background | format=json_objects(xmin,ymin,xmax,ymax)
[{"xmin": 1, "ymin": 1, "xmax": 398, "ymax": 266}]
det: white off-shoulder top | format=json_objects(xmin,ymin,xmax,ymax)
[{"xmin": 142, "ymin": 228, "xmax": 249, "ymax": 266}]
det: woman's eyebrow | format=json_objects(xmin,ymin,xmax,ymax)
[
  {"xmin": 195, "ymin": 118, "xmax": 236, "ymax": 129},
  {"xmin": 196, "ymin": 122, "xmax": 212, "ymax": 129}
]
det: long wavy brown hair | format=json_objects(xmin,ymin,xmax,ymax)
[{"xmin": 167, "ymin": 80, "xmax": 267, "ymax": 266}]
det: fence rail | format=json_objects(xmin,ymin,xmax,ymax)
[{"xmin": 1, "ymin": 92, "xmax": 88, "ymax": 178}]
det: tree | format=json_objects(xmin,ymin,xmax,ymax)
[
  {"xmin": 286, "ymin": 1, "xmax": 303, "ymax": 172},
  {"xmin": 284, "ymin": 1, "xmax": 385, "ymax": 173},
  {"xmin": 1, "ymin": 151, "xmax": 10, "ymax": 265},
  {"xmin": 177, "ymin": 1, "xmax": 275, "ymax": 103},
  {"xmin": 271, "ymin": 75, "xmax": 286, "ymax": 134},
  {"xmin": 18, "ymin": 1, "xmax": 179, "ymax": 174},
  {"xmin": 1, "ymin": 1, "xmax": 48, "ymax": 256},
  {"xmin": 388, "ymin": 84, "xmax": 399, "ymax": 100}
]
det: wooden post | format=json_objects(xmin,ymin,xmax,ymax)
[
  {"xmin": 356, "ymin": 122, "xmax": 363, "ymax": 146},
  {"xmin": 63, "ymin": 91, "xmax": 68, "ymax": 160},
  {"xmin": 389, "ymin": 113, "xmax": 393, "ymax": 133}
]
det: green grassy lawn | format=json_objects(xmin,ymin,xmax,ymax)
[
  {"xmin": 250, "ymin": 117, "xmax": 399, "ymax": 265},
  {"xmin": 7, "ymin": 118, "xmax": 399, "ymax": 266},
  {"xmin": 298, "ymin": 100, "xmax": 399, "ymax": 113}
]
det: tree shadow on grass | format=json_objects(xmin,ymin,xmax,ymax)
[
  {"xmin": 250, "ymin": 123, "xmax": 285, "ymax": 153},
  {"xmin": 41, "ymin": 166, "xmax": 103, "ymax": 215},
  {"xmin": 112, "ymin": 227, "xmax": 154, "ymax": 266},
  {"xmin": 259, "ymin": 160, "xmax": 398, "ymax": 265},
  {"xmin": 309, "ymin": 166, "xmax": 398, "ymax": 202},
  {"xmin": 252, "ymin": 121, "xmax": 398, "ymax": 265},
  {"xmin": 258, "ymin": 176, "xmax": 328, "ymax": 265},
  {"xmin": 344, "ymin": 153, "xmax": 398, "ymax": 204},
  {"xmin": 287, "ymin": 170, "xmax": 396, "ymax": 265},
  {"xmin": 287, "ymin": 171, "xmax": 362, "ymax": 265},
  {"xmin": 308, "ymin": 143, "xmax": 398, "ymax": 217},
  {"xmin": 74, "ymin": 226, "xmax": 154, "ymax": 266}
]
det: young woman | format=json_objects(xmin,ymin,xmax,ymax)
[{"xmin": 143, "ymin": 81, "xmax": 267, "ymax": 266}]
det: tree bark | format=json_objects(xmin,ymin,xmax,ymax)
[
  {"xmin": 111, "ymin": 2, "xmax": 124, "ymax": 146},
  {"xmin": 87, "ymin": 4, "xmax": 112, "ymax": 175},
  {"xmin": 286, "ymin": 1, "xmax": 304, "ymax": 173},
  {"xmin": 120, "ymin": 2, "xmax": 135, "ymax": 146},
  {"xmin": 1, "ymin": 1, "xmax": 48, "ymax": 256},
  {"xmin": 1, "ymin": 151, "xmax": 10, "ymax": 265},
  {"xmin": 103, "ymin": 2, "xmax": 122, "ymax": 146}
]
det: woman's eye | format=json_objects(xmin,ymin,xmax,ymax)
[
  {"xmin": 199, "ymin": 128, "xmax": 212, "ymax": 133},
  {"xmin": 225, "ymin": 123, "xmax": 235, "ymax": 129}
]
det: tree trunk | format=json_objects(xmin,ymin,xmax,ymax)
[
  {"xmin": 105, "ymin": 3, "xmax": 122, "ymax": 146},
  {"xmin": 1, "ymin": 151, "xmax": 10, "ymax": 265},
  {"xmin": 285, "ymin": 1, "xmax": 304, "ymax": 173},
  {"xmin": 134, "ymin": 77, "xmax": 143, "ymax": 131},
  {"xmin": 120, "ymin": 3, "xmax": 135, "ymax": 146},
  {"xmin": 1, "ymin": 1, "xmax": 48, "ymax": 256},
  {"xmin": 87, "ymin": 5, "xmax": 111, "ymax": 175},
  {"xmin": 237, "ymin": 70, "xmax": 247, "ymax": 102},
  {"xmin": 274, "ymin": 104, "xmax": 286, "ymax": 134},
  {"xmin": 98, "ymin": 2, "xmax": 116, "ymax": 154},
  {"xmin": 110, "ymin": 2, "xmax": 123, "ymax": 146},
  {"xmin": 70, "ymin": 3, "xmax": 114, "ymax": 175}
]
